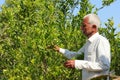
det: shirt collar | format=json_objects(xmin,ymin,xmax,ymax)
[{"xmin": 88, "ymin": 32, "xmax": 99, "ymax": 43}]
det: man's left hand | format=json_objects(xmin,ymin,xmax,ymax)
[{"xmin": 64, "ymin": 60, "xmax": 75, "ymax": 68}]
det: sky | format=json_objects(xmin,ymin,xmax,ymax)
[
  {"xmin": 0, "ymin": 0, "xmax": 4, "ymax": 6},
  {"xmin": 90, "ymin": 0, "xmax": 120, "ymax": 33},
  {"xmin": 0, "ymin": 0, "xmax": 120, "ymax": 32},
  {"xmin": 73, "ymin": 0, "xmax": 120, "ymax": 33}
]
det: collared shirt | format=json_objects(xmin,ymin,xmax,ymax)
[{"xmin": 59, "ymin": 32, "xmax": 111, "ymax": 80}]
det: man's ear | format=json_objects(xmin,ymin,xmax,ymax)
[{"xmin": 92, "ymin": 25, "xmax": 97, "ymax": 29}]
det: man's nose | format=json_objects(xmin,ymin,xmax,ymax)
[{"xmin": 80, "ymin": 26, "xmax": 83, "ymax": 30}]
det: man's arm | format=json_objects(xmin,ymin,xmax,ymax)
[
  {"xmin": 75, "ymin": 39, "xmax": 111, "ymax": 71},
  {"xmin": 54, "ymin": 45, "xmax": 84, "ymax": 59}
]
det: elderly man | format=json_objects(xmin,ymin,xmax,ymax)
[{"xmin": 54, "ymin": 14, "xmax": 111, "ymax": 80}]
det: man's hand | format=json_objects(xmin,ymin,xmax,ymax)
[
  {"xmin": 47, "ymin": 45, "xmax": 60, "ymax": 52},
  {"xmin": 53, "ymin": 45, "xmax": 60, "ymax": 52},
  {"xmin": 64, "ymin": 60, "xmax": 75, "ymax": 68}
]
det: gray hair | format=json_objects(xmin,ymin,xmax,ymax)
[{"xmin": 83, "ymin": 14, "xmax": 101, "ymax": 28}]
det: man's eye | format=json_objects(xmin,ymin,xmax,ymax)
[{"xmin": 82, "ymin": 24, "xmax": 86, "ymax": 27}]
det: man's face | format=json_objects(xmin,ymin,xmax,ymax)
[{"xmin": 80, "ymin": 17, "xmax": 94, "ymax": 37}]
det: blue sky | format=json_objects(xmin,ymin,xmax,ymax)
[
  {"xmin": 0, "ymin": 0, "xmax": 4, "ymax": 6},
  {"xmin": 0, "ymin": 0, "xmax": 120, "ymax": 32},
  {"xmin": 90, "ymin": 0, "xmax": 120, "ymax": 33},
  {"xmin": 73, "ymin": 0, "xmax": 120, "ymax": 33}
]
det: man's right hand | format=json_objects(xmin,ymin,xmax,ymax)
[{"xmin": 54, "ymin": 45, "xmax": 60, "ymax": 52}]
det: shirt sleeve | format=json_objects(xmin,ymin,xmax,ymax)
[
  {"xmin": 75, "ymin": 60, "xmax": 103, "ymax": 71},
  {"xmin": 59, "ymin": 46, "xmax": 84, "ymax": 59},
  {"xmin": 75, "ymin": 39, "xmax": 111, "ymax": 71}
]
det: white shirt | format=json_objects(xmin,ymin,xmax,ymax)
[{"xmin": 59, "ymin": 32, "xmax": 111, "ymax": 80}]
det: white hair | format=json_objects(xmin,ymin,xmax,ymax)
[{"xmin": 83, "ymin": 14, "xmax": 101, "ymax": 29}]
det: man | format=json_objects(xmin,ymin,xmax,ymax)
[{"xmin": 54, "ymin": 14, "xmax": 111, "ymax": 80}]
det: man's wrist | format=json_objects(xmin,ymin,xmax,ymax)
[{"xmin": 59, "ymin": 48, "xmax": 65, "ymax": 54}]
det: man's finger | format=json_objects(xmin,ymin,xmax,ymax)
[{"xmin": 64, "ymin": 60, "xmax": 75, "ymax": 68}]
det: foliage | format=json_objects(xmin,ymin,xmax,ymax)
[
  {"xmin": 0, "ymin": 0, "xmax": 119, "ymax": 80},
  {"xmin": 102, "ymin": 0, "xmax": 116, "ymax": 6},
  {"xmin": 0, "ymin": 0, "xmax": 84, "ymax": 80}
]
